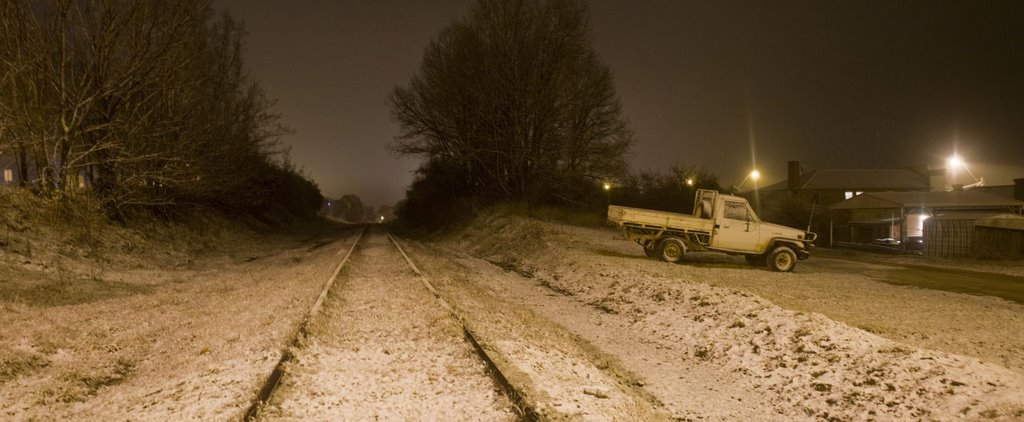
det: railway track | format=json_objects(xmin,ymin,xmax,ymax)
[{"xmin": 242, "ymin": 227, "xmax": 532, "ymax": 422}]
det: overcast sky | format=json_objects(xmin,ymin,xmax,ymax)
[{"xmin": 214, "ymin": 0, "xmax": 1024, "ymax": 206}]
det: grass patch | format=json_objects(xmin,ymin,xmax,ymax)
[
  {"xmin": 0, "ymin": 270, "xmax": 153, "ymax": 307},
  {"xmin": 41, "ymin": 358, "xmax": 135, "ymax": 404},
  {"xmin": 0, "ymin": 351, "xmax": 50, "ymax": 382},
  {"xmin": 875, "ymin": 267, "xmax": 1024, "ymax": 305}
]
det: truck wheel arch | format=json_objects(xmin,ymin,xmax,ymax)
[{"xmin": 764, "ymin": 239, "xmax": 804, "ymax": 255}]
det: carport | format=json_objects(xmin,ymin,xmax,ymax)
[{"xmin": 827, "ymin": 190, "xmax": 1024, "ymax": 248}]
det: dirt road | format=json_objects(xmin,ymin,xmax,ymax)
[{"xmin": 805, "ymin": 250, "xmax": 1024, "ymax": 305}]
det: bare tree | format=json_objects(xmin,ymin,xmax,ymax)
[
  {"xmin": 389, "ymin": 0, "xmax": 632, "ymax": 204},
  {"xmin": 0, "ymin": 0, "xmax": 304, "ymax": 218}
]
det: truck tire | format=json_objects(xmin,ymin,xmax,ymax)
[
  {"xmin": 767, "ymin": 246, "xmax": 797, "ymax": 272},
  {"xmin": 657, "ymin": 237, "xmax": 686, "ymax": 263},
  {"xmin": 744, "ymin": 254, "xmax": 765, "ymax": 267}
]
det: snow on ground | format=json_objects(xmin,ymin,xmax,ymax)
[
  {"xmin": 3, "ymin": 205, "xmax": 1024, "ymax": 421},
  {"xmin": 432, "ymin": 212, "xmax": 1024, "ymax": 420},
  {"xmin": 0, "ymin": 225, "xmax": 359, "ymax": 420},
  {"xmin": 260, "ymin": 230, "xmax": 513, "ymax": 421}
]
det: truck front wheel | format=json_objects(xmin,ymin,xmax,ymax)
[
  {"xmin": 657, "ymin": 237, "xmax": 686, "ymax": 263},
  {"xmin": 767, "ymin": 246, "xmax": 797, "ymax": 272}
]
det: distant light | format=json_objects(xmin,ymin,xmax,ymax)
[
  {"xmin": 947, "ymin": 155, "xmax": 963, "ymax": 169},
  {"xmin": 603, "ymin": 181, "xmax": 611, "ymax": 191},
  {"xmin": 685, "ymin": 178, "xmax": 694, "ymax": 187},
  {"xmin": 327, "ymin": 201, "xmax": 332, "ymax": 206},
  {"xmin": 750, "ymin": 170, "xmax": 761, "ymax": 181}
]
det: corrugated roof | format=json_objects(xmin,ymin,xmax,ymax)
[
  {"xmin": 973, "ymin": 184, "xmax": 1016, "ymax": 199},
  {"xmin": 801, "ymin": 169, "xmax": 930, "ymax": 190},
  {"xmin": 831, "ymin": 190, "xmax": 1024, "ymax": 210},
  {"xmin": 930, "ymin": 212, "xmax": 1008, "ymax": 221}
]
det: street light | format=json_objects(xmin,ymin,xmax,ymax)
[
  {"xmin": 685, "ymin": 178, "xmax": 694, "ymax": 187},
  {"xmin": 603, "ymin": 181, "xmax": 611, "ymax": 191},
  {"xmin": 945, "ymin": 154, "xmax": 984, "ymax": 190}
]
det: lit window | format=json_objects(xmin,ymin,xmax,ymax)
[
  {"xmin": 844, "ymin": 191, "xmax": 854, "ymax": 200},
  {"xmin": 3, "ymin": 169, "xmax": 12, "ymax": 184}
]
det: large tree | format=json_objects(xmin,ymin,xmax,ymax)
[
  {"xmin": 389, "ymin": 0, "xmax": 632, "ymax": 204},
  {"xmin": 0, "ymin": 0, "xmax": 305, "ymax": 218}
]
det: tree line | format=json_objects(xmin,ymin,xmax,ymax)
[
  {"xmin": 389, "ymin": 0, "xmax": 633, "ymax": 227},
  {"xmin": 0, "ymin": 0, "xmax": 320, "ymax": 220}
]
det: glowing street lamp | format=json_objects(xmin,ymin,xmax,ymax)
[
  {"xmin": 603, "ymin": 181, "xmax": 611, "ymax": 191},
  {"xmin": 946, "ymin": 154, "xmax": 984, "ymax": 190},
  {"xmin": 946, "ymin": 155, "xmax": 963, "ymax": 169},
  {"xmin": 732, "ymin": 169, "xmax": 762, "ymax": 193},
  {"xmin": 685, "ymin": 178, "xmax": 695, "ymax": 187}
]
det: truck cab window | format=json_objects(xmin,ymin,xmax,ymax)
[{"xmin": 724, "ymin": 201, "xmax": 747, "ymax": 220}]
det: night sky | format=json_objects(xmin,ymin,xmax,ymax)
[{"xmin": 214, "ymin": 0, "xmax": 1024, "ymax": 206}]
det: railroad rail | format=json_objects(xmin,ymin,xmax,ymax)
[{"xmin": 242, "ymin": 226, "xmax": 537, "ymax": 421}]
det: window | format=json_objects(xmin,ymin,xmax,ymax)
[
  {"xmin": 3, "ymin": 168, "xmax": 12, "ymax": 184},
  {"xmin": 844, "ymin": 191, "xmax": 864, "ymax": 200},
  {"xmin": 724, "ymin": 201, "xmax": 748, "ymax": 220}
]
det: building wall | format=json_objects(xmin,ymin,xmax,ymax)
[
  {"xmin": 972, "ymin": 226, "xmax": 1024, "ymax": 259},
  {"xmin": 924, "ymin": 218, "xmax": 975, "ymax": 258}
]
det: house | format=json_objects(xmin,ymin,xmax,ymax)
[
  {"xmin": 759, "ymin": 161, "xmax": 945, "ymax": 246},
  {"xmin": 0, "ymin": 148, "xmax": 92, "ymax": 191},
  {"xmin": 828, "ymin": 188, "xmax": 1024, "ymax": 251},
  {"xmin": 766, "ymin": 160, "xmax": 944, "ymax": 203}
]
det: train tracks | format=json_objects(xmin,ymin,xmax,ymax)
[{"xmin": 243, "ymin": 226, "xmax": 532, "ymax": 421}]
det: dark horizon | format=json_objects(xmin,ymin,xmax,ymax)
[{"xmin": 215, "ymin": 0, "xmax": 1024, "ymax": 205}]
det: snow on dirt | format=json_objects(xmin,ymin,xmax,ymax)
[
  {"xmin": 434, "ymin": 212, "xmax": 1024, "ymax": 420},
  {"xmin": 1, "ymin": 220, "xmax": 360, "ymax": 420},
  {"xmin": 4, "ymin": 190, "xmax": 1023, "ymax": 421},
  {"xmin": 260, "ymin": 230, "xmax": 513, "ymax": 421}
]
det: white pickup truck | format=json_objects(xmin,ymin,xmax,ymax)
[{"xmin": 607, "ymin": 189, "xmax": 816, "ymax": 272}]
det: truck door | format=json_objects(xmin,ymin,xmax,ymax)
[{"xmin": 711, "ymin": 200, "xmax": 760, "ymax": 252}]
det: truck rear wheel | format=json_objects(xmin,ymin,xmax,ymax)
[
  {"xmin": 767, "ymin": 246, "xmax": 797, "ymax": 272},
  {"xmin": 657, "ymin": 237, "xmax": 686, "ymax": 263}
]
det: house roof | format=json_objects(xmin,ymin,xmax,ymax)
[
  {"xmin": 972, "ymin": 184, "xmax": 1016, "ymax": 199},
  {"xmin": 800, "ymin": 169, "xmax": 930, "ymax": 190},
  {"xmin": 830, "ymin": 190, "xmax": 1024, "ymax": 210},
  {"xmin": 761, "ymin": 167, "xmax": 932, "ymax": 192}
]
